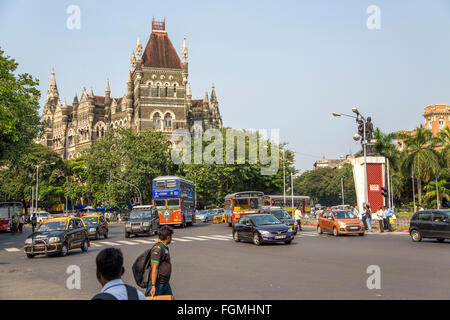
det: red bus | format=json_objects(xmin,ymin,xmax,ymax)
[
  {"xmin": 0, "ymin": 202, "xmax": 23, "ymax": 232},
  {"xmin": 263, "ymin": 195, "xmax": 311, "ymax": 214},
  {"xmin": 224, "ymin": 191, "xmax": 264, "ymax": 226}
]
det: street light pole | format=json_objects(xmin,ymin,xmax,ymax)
[
  {"xmin": 110, "ymin": 174, "xmax": 142, "ymax": 205},
  {"xmin": 282, "ymin": 150, "xmax": 286, "ymax": 207}
]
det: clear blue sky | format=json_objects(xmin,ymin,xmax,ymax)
[{"xmin": 1, "ymin": 0, "xmax": 450, "ymax": 171}]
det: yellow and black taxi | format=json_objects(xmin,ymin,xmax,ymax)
[
  {"xmin": 24, "ymin": 217, "xmax": 89, "ymax": 258},
  {"xmin": 81, "ymin": 214, "xmax": 109, "ymax": 240}
]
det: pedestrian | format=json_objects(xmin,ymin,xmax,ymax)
[
  {"xmin": 376, "ymin": 206, "xmax": 384, "ymax": 233},
  {"xmin": 18, "ymin": 214, "xmax": 24, "ymax": 233},
  {"xmin": 294, "ymin": 206, "xmax": 302, "ymax": 231},
  {"xmin": 31, "ymin": 214, "xmax": 37, "ymax": 233},
  {"xmin": 385, "ymin": 207, "xmax": 394, "ymax": 232},
  {"xmin": 418, "ymin": 205, "xmax": 424, "ymax": 211},
  {"xmin": 361, "ymin": 206, "xmax": 368, "ymax": 230},
  {"xmin": 382, "ymin": 206, "xmax": 388, "ymax": 230},
  {"xmin": 146, "ymin": 225, "xmax": 174, "ymax": 297},
  {"xmin": 365, "ymin": 204, "xmax": 373, "ymax": 232},
  {"xmin": 11, "ymin": 215, "xmax": 18, "ymax": 233}
]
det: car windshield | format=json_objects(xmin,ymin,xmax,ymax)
[
  {"xmin": 271, "ymin": 210, "xmax": 291, "ymax": 220},
  {"xmin": 198, "ymin": 210, "xmax": 209, "ymax": 215},
  {"xmin": 251, "ymin": 215, "xmax": 282, "ymax": 226},
  {"xmin": 333, "ymin": 211, "xmax": 356, "ymax": 219},
  {"xmin": 37, "ymin": 221, "xmax": 67, "ymax": 232},
  {"xmin": 82, "ymin": 217, "xmax": 98, "ymax": 224},
  {"xmin": 154, "ymin": 200, "xmax": 166, "ymax": 209},
  {"xmin": 130, "ymin": 210, "xmax": 152, "ymax": 219}
]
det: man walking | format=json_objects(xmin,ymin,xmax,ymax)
[
  {"xmin": 386, "ymin": 207, "xmax": 394, "ymax": 232},
  {"xmin": 376, "ymin": 206, "xmax": 384, "ymax": 233},
  {"xmin": 365, "ymin": 204, "xmax": 373, "ymax": 232},
  {"xmin": 294, "ymin": 206, "xmax": 302, "ymax": 231},
  {"xmin": 93, "ymin": 247, "xmax": 146, "ymax": 300},
  {"xmin": 18, "ymin": 214, "xmax": 24, "ymax": 233},
  {"xmin": 31, "ymin": 214, "xmax": 37, "ymax": 233},
  {"xmin": 146, "ymin": 225, "xmax": 174, "ymax": 297}
]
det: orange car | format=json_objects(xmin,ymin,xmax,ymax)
[{"xmin": 317, "ymin": 210, "xmax": 365, "ymax": 236}]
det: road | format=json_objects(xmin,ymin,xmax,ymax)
[{"xmin": 0, "ymin": 222, "xmax": 449, "ymax": 299}]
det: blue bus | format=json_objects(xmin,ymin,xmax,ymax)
[{"xmin": 152, "ymin": 176, "xmax": 196, "ymax": 227}]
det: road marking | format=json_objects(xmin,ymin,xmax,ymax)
[
  {"xmin": 99, "ymin": 241, "xmax": 122, "ymax": 246},
  {"xmin": 299, "ymin": 233, "xmax": 318, "ymax": 237},
  {"xmin": 4, "ymin": 248, "xmax": 20, "ymax": 252},
  {"xmin": 90, "ymin": 243, "xmax": 102, "ymax": 247},
  {"xmin": 171, "ymin": 237, "xmax": 192, "ymax": 242},
  {"xmin": 181, "ymin": 236, "xmax": 208, "ymax": 241},
  {"xmin": 212, "ymin": 234, "xmax": 233, "ymax": 239},
  {"xmin": 117, "ymin": 240, "xmax": 138, "ymax": 245},
  {"xmin": 198, "ymin": 236, "xmax": 230, "ymax": 241},
  {"xmin": 133, "ymin": 239, "xmax": 154, "ymax": 244}
]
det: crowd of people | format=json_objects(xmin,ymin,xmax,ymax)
[{"xmin": 351, "ymin": 204, "xmax": 396, "ymax": 232}]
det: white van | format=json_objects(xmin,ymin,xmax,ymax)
[{"xmin": 35, "ymin": 211, "xmax": 52, "ymax": 224}]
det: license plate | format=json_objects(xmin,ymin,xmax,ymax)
[
  {"xmin": 349, "ymin": 227, "xmax": 358, "ymax": 230},
  {"xmin": 132, "ymin": 226, "xmax": 140, "ymax": 230},
  {"xmin": 275, "ymin": 235, "xmax": 286, "ymax": 239},
  {"xmin": 34, "ymin": 245, "xmax": 45, "ymax": 249}
]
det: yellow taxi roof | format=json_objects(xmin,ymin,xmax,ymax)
[
  {"xmin": 43, "ymin": 217, "xmax": 71, "ymax": 222},
  {"xmin": 82, "ymin": 215, "xmax": 101, "ymax": 218}
]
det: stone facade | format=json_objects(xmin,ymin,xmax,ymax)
[{"xmin": 41, "ymin": 20, "xmax": 222, "ymax": 159}]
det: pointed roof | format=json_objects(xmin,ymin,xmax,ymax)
[{"xmin": 141, "ymin": 30, "xmax": 183, "ymax": 69}]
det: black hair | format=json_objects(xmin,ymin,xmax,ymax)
[
  {"xmin": 96, "ymin": 248, "xmax": 123, "ymax": 281},
  {"xmin": 158, "ymin": 225, "xmax": 174, "ymax": 241}
]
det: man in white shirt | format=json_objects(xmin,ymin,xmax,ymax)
[{"xmin": 93, "ymin": 248, "xmax": 147, "ymax": 300}]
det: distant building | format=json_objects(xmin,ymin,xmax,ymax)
[
  {"xmin": 313, "ymin": 154, "xmax": 354, "ymax": 170},
  {"xmin": 397, "ymin": 104, "xmax": 449, "ymax": 151},
  {"xmin": 41, "ymin": 19, "xmax": 222, "ymax": 159}
]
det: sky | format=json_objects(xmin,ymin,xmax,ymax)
[{"xmin": 1, "ymin": 0, "xmax": 450, "ymax": 171}]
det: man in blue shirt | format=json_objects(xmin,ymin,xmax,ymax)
[{"xmin": 385, "ymin": 207, "xmax": 394, "ymax": 232}]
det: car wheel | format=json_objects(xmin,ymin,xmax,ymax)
[
  {"xmin": 228, "ymin": 222, "xmax": 232, "ymax": 227},
  {"xmin": 359, "ymin": 232, "xmax": 365, "ymax": 236},
  {"xmin": 125, "ymin": 232, "xmax": 130, "ymax": 238},
  {"xmin": 253, "ymin": 232, "xmax": 261, "ymax": 246},
  {"xmin": 95, "ymin": 231, "xmax": 100, "ymax": 240},
  {"xmin": 60, "ymin": 243, "xmax": 68, "ymax": 257},
  {"xmin": 436, "ymin": 238, "xmax": 445, "ymax": 242},
  {"xmin": 285, "ymin": 240, "xmax": 292, "ymax": 245},
  {"xmin": 333, "ymin": 227, "xmax": 339, "ymax": 237},
  {"xmin": 26, "ymin": 253, "xmax": 35, "ymax": 259},
  {"xmin": 81, "ymin": 239, "xmax": 89, "ymax": 252},
  {"xmin": 410, "ymin": 229, "xmax": 422, "ymax": 242},
  {"xmin": 317, "ymin": 226, "xmax": 323, "ymax": 234},
  {"xmin": 233, "ymin": 231, "xmax": 240, "ymax": 242}
]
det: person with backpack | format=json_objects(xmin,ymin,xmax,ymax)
[
  {"xmin": 92, "ymin": 248, "xmax": 146, "ymax": 300},
  {"xmin": 146, "ymin": 225, "xmax": 173, "ymax": 297}
]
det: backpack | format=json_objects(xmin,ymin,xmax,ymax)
[
  {"xmin": 132, "ymin": 243, "xmax": 165, "ymax": 289},
  {"xmin": 92, "ymin": 284, "xmax": 139, "ymax": 300}
]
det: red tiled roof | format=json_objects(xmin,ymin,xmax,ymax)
[
  {"xmin": 142, "ymin": 32, "xmax": 183, "ymax": 69},
  {"xmin": 95, "ymin": 96, "xmax": 105, "ymax": 105}
]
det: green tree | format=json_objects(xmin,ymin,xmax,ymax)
[
  {"xmin": 0, "ymin": 49, "xmax": 41, "ymax": 162},
  {"xmin": 423, "ymin": 179, "xmax": 450, "ymax": 209},
  {"xmin": 398, "ymin": 128, "xmax": 441, "ymax": 205}
]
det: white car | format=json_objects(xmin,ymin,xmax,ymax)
[{"xmin": 35, "ymin": 211, "xmax": 52, "ymax": 224}]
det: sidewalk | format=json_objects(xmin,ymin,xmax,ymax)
[{"xmin": 301, "ymin": 220, "xmax": 409, "ymax": 232}]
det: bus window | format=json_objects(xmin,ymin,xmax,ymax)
[
  {"xmin": 156, "ymin": 181, "xmax": 166, "ymax": 189},
  {"xmin": 249, "ymin": 198, "xmax": 259, "ymax": 209},
  {"xmin": 154, "ymin": 199, "xmax": 166, "ymax": 209},
  {"xmin": 167, "ymin": 199, "xmax": 180, "ymax": 208},
  {"xmin": 234, "ymin": 198, "xmax": 249, "ymax": 211},
  {"xmin": 167, "ymin": 179, "xmax": 177, "ymax": 188}
]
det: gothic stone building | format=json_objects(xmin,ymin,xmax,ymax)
[{"xmin": 41, "ymin": 20, "xmax": 223, "ymax": 159}]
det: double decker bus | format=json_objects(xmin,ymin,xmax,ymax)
[
  {"xmin": 0, "ymin": 202, "xmax": 23, "ymax": 232},
  {"xmin": 263, "ymin": 195, "xmax": 311, "ymax": 214},
  {"xmin": 224, "ymin": 191, "xmax": 264, "ymax": 226},
  {"xmin": 152, "ymin": 176, "xmax": 195, "ymax": 228}
]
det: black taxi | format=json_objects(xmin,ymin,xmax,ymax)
[
  {"xmin": 24, "ymin": 217, "xmax": 89, "ymax": 258},
  {"xmin": 81, "ymin": 214, "xmax": 109, "ymax": 240}
]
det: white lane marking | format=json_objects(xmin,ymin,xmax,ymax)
[
  {"xmin": 198, "ymin": 236, "xmax": 230, "ymax": 241},
  {"xmin": 299, "ymin": 233, "xmax": 318, "ymax": 237},
  {"xmin": 133, "ymin": 239, "xmax": 154, "ymax": 244},
  {"xmin": 181, "ymin": 236, "xmax": 208, "ymax": 241},
  {"xmin": 212, "ymin": 234, "xmax": 233, "ymax": 239},
  {"xmin": 171, "ymin": 237, "xmax": 192, "ymax": 242},
  {"xmin": 5, "ymin": 248, "xmax": 20, "ymax": 252},
  {"xmin": 99, "ymin": 241, "xmax": 122, "ymax": 246},
  {"xmin": 117, "ymin": 240, "xmax": 138, "ymax": 245},
  {"xmin": 90, "ymin": 243, "xmax": 102, "ymax": 247}
]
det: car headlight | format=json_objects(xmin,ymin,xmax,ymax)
[
  {"xmin": 48, "ymin": 237, "xmax": 60, "ymax": 243},
  {"xmin": 259, "ymin": 230, "xmax": 271, "ymax": 236},
  {"xmin": 25, "ymin": 238, "xmax": 32, "ymax": 244},
  {"xmin": 143, "ymin": 222, "xmax": 150, "ymax": 227},
  {"xmin": 89, "ymin": 228, "xmax": 96, "ymax": 232},
  {"xmin": 338, "ymin": 221, "xmax": 346, "ymax": 228}
]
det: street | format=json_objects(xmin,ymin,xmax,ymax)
[{"xmin": 0, "ymin": 222, "xmax": 449, "ymax": 300}]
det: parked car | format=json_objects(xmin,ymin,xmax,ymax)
[
  {"xmin": 125, "ymin": 205, "xmax": 159, "ymax": 238},
  {"xmin": 35, "ymin": 211, "xmax": 52, "ymax": 224},
  {"xmin": 24, "ymin": 217, "xmax": 89, "ymax": 258},
  {"xmin": 409, "ymin": 209, "xmax": 450, "ymax": 242},
  {"xmin": 196, "ymin": 210, "xmax": 215, "ymax": 223},
  {"xmin": 81, "ymin": 214, "xmax": 109, "ymax": 240},
  {"xmin": 317, "ymin": 210, "xmax": 365, "ymax": 236},
  {"xmin": 259, "ymin": 207, "xmax": 298, "ymax": 235},
  {"xmin": 232, "ymin": 214, "xmax": 293, "ymax": 245}
]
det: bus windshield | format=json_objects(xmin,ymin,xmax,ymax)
[
  {"xmin": 154, "ymin": 200, "xmax": 166, "ymax": 209},
  {"xmin": 167, "ymin": 199, "xmax": 180, "ymax": 208},
  {"xmin": 234, "ymin": 198, "xmax": 260, "ymax": 211}
]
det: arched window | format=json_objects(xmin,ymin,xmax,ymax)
[
  {"xmin": 173, "ymin": 84, "xmax": 177, "ymax": 98},
  {"xmin": 156, "ymin": 84, "xmax": 160, "ymax": 97},
  {"xmin": 148, "ymin": 84, "xmax": 151, "ymax": 97},
  {"xmin": 439, "ymin": 118, "xmax": 445, "ymax": 129},
  {"xmin": 164, "ymin": 113, "xmax": 172, "ymax": 129},
  {"xmin": 96, "ymin": 127, "xmax": 100, "ymax": 137},
  {"xmin": 165, "ymin": 85, "xmax": 168, "ymax": 97},
  {"xmin": 153, "ymin": 112, "xmax": 161, "ymax": 129}
]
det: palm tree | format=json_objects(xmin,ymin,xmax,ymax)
[
  {"xmin": 423, "ymin": 179, "xmax": 450, "ymax": 209},
  {"xmin": 437, "ymin": 126, "xmax": 450, "ymax": 168},
  {"xmin": 398, "ymin": 128, "xmax": 441, "ymax": 205}
]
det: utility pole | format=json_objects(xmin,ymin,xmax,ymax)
[
  {"xmin": 341, "ymin": 177, "xmax": 345, "ymax": 205},
  {"xmin": 386, "ymin": 158, "xmax": 391, "ymax": 209},
  {"xmin": 282, "ymin": 150, "xmax": 286, "ymax": 207},
  {"xmin": 291, "ymin": 173, "xmax": 294, "ymax": 209},
  {"xmin": 412, "ymin": 165, "xmax": 416, "ymax": 212}
]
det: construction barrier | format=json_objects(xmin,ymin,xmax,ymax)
[{"xmin": 213, "ymin": 216, "xmax": 223, "ymax": 224}]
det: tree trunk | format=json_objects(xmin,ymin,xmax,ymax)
[{"xmin": 417, "ymin": 179, "xmax": 422, "ymax": 205}]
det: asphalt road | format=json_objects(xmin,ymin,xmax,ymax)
[{"xmin": 0, "ymin": 222, "xmax": 449, "ymax": 300}]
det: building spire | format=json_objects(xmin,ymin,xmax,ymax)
[
  {"xmin": 210, "ymin": 83, "xmax": 217, "ymax": 101},
  {"xmin": 105, "ymin": 78, "xmax": 111, "ymax": 93},
  {"xmin": 181, "ymin": 37, "xmax": 188, "ymax": 63},
  {"xmin": 136, "ymin": 37, "xmax": 142, "ymax": 60},
  {"xmin": 46, "ymin": 70, "xmax": 59, "ymax": 103}
]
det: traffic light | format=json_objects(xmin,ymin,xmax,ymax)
[{"xmin": 381, "ymin": 187, "xmax": 388, "ymax": 198}]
